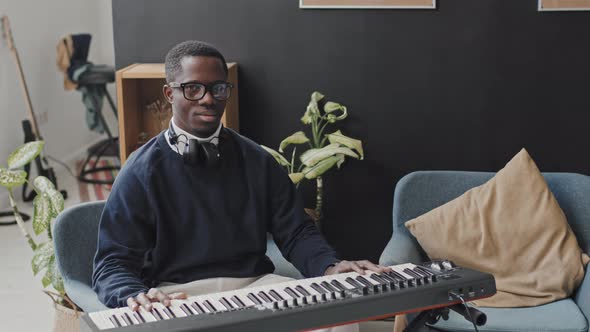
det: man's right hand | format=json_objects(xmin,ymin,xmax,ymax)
[{"xmin": 127, "ymin": 288, "xmax": 188, "ymax": 311}]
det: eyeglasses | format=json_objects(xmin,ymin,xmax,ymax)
[{"xmin": 168, "ymin": 81, "xmax": 233, "ymax": 101}]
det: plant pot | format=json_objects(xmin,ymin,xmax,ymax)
[{"xmin": 53, "ymin": 302, "xmax": 83, "ymax": 332}]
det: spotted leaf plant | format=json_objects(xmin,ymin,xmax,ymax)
[
  {"xmin": 0, "ymin": 141, "xmax": 70, "ymax": 307},
  {"xmin": 261, "ymin": 91, "xmax": 364, "ymax": 223}
]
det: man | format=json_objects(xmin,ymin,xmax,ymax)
[{"xmin": 92, "ymin": 40, "xmax": 386, "ymax": 331}]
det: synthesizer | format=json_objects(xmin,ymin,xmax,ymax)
[{"xmin": 82, "ymin": 261, "xmax": 496, "ymax": 332}]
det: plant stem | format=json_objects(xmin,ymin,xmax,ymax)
[
  {"xmin": 290, "ymin": 147, "xmax": 297, "ymax": 174},
  {"xmin": 315, "ymin": 176, "xmax": 323, "ymax": 221},
  {"xmin": 8, "ymin": 189, "xmax": 37, "ymax": 250}
]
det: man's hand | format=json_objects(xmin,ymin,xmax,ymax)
[
  {"xmin": 324, "ymin": 260, "xmax": 390, "ymax": 275},
  {"xmin": 126, "ymin": 288, "xmax": 187, "ymax": 311}
]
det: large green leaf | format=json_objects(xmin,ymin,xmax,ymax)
[
  {"xmin": 31, "ymin": 241, "xmax": 53, "ymax": 276},
  {"xmin": 0, "ymin": 168, "xmax": 27, "ymax": 189},
  {"xmin": 301, "ymin": 91, "xmax": 324, "ymax": 124},
  {"xmin": 303, "ymin": 154, "xmax": 345, "ymax": 179},
  {"xmin": 288, "ymin": 172, "xmax": 305, "ymax": 184},
  {"xmin": 7, "ymin": 141, "xmax": 44, "ymax": 170},
  {"xmin": 33, "ymin": 176, "xmax": 55, "ymax": 192},
  {"xmin": 47, "ymin": 189, "xmax": 64, "ymax": 217},
  {"xmin": 261, "ymin": 145, "xmax": 291, "ymax": 167},
  {"xmin": 42, "ymin": 256, "xmax": 64, "ymax": 293},
  {"xmin": 323, "ymin": 102, "xmax": 348, "ymax": 123},
  {"xmin": 279, "ymin": 131, "xmax": 310, "ymax": 153},
  {"xmin": 327, "ymin": 130, "xmax": 364, "ymax": 160},
  {"xmin": 33, "ymin": 193, "xmax": 52, "ymax": 235},
  {"xmin": 300, "ymin": 143, "xmax": 359, "ymax": 167}
]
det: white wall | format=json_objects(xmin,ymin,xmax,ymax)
[
  {"xmin": 0, "ymin": 0, "xmax": 116, "ymax": 165},
  {"xmin": 0, "ymin": 0, "xmax": 116, "ymax": 206}
]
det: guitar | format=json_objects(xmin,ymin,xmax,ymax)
[{"xmin": 1, "ymin": 16, "xmax": 67, "ymax": 201}]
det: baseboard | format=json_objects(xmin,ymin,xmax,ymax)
[{"xmin": 0, "ymin": 137, "xmax": 110, "ymax": 210}]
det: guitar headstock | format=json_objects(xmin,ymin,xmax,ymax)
[{"xmin": 1, "ymin": 16, "xmax": 15, "ymax": 50}]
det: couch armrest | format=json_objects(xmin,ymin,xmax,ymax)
[
  {"xmin": 574, "ymin": 267, "xmax": 590, "ymax": 321},
  {"xmin": 265, "ymin": 237, "xmax": 304, "ymax": 279},
  {"xmin": 379, "ymin": 233, "xmax": 423, "ymax": 266},
  {"xmin": 64, "ymin": 279, "xmax": 109, "ymax": 313}
]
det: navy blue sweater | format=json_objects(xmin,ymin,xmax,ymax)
[{"xmin": 92, "ymin": 129, "xmax": 339, "ymax": 308}]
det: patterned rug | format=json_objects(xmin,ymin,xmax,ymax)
[{"xmin": 76, "ymin": 158, "xmax": 119, "ymax": 202}]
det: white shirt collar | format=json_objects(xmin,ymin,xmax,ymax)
[{"xmin": 166, "ymin": 117, "xmax": 222, "ymax": 155}]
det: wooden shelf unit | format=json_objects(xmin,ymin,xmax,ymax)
[{"xmin": 115, "ymin": 62, "xmax": 239, "ymax": 164}]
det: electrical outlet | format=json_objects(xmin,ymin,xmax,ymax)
[{"xmin": 38, "ymin": 111, "xmax": 48, "ymax": 125}]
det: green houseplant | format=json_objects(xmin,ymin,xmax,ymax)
[
  {"xmin": 0, "ymin": 141, "xmax": 77, "ymax": 314},
  {"xmin": 262, "ymin": 91, "xmax": 364, "ymax": 225}
]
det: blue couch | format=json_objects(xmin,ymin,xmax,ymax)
[
  {"xmin": 379, "ymin": 171, "xmax": 590, "ymax": 332},
  {"xmin": 53, "ymin": 200, "xmax": 302, "ymax": 313}
]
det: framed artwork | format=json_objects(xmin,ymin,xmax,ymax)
[
  {"xmin": 538, "ymin": 0, "xmax": 590, "ymax": 11},
  {"xmin": 299, "ymin": 0, "xmax": 436, "ymax": 9}
]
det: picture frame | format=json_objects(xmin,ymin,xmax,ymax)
[
  {"xmin": 299, "ymin": 0, "xmax": 436, "ymax": 9},
  {"xmin": 538, "ymin": 0, "xmax": 590, "ymax": 11}
]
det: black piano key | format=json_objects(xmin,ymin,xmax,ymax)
[
  {"xmin": 248, "ymin": 292, "xmax": 263, "ymax": 305},
  {"xmin": 269, "ymin": 289, "xmax": 284, "ymax": 301},
  {"xmin": 191, "ymin": 302, "xmax": 206, "ymax": 314},
  {"xmin": 231, "ymin": 295, "xmax": 246, "ymax": 308},
  {"xmin": 295, "ymin": 285, "xmax": 311, "ymax": 296},
  {"xmin": 378, "ymin": 273, "xmax": 396, "ymax": 282},
  {"xmin": 388, "ymin": 270, "xmax": 409, "ymax": 281},
  {"xmin": 162, "ymin": 306, "xmax": 176, "ymax": 318},
  {"xmin": 204, "ymin": 300, "xmax": 218, "ymax": 313},
  {"xmin": 284, "ymin": 287, "xmax": 301, "ymax": 298},
  {"xmin": 370, "ymin": 274, "xmax": 387, "ymax": 284},
  {"xmin": 321, "ymin": 281, "xmax": 338, "ymax": 292},
  {"xmin": 330, "ymin": 280, "xmax": 348, "ymax": 291},
  {"xmin": 123, "ymin": 312, "xmax": 135, "ymax": 325},
  {"xmin": 109, "ymin": 315, "xmax": 122, "ymax": 327},
  {"xmin": 180, "ymin": 303, "xmax": 194, "ymax": 315},
  {"xmin": 311, "ymin": 282, "xmax": 328, "ymax": 294},
  {"xmin": 403, "ymin": 268, "xmax": 422, "ymax": 279},
  {"xmin": 220, "ymin": 297, "xmax": 234, "ymax": 310},
  {"xmin": 345, "ymin": 277, "xmax": 364, "ymax": 288},
  {"xmin": 356, "ymin": 276, "xmax": 374, "ymax": 288},
  {"xmin": 134, "ymin": 311, "xmax": 146, "ymax": 323},
  {"xmin": 414, "ymin": 266, "xmax": 435, "ymax": 276},
  {"xmin": 258, "ymin": 291, "xmax": 273, "ymax": 303},
  {"xmin": 151, "ymin": 308, "xmax": 164, "ymax": 321}
]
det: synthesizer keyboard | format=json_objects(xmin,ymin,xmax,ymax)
[{"xmin": 82, "ymin": 261, "xmax": 496, "ymax": 332}]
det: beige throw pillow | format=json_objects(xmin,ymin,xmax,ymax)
[{"xmin": 405, "ymin": 149, "xmax": 589, "ymax": 307}]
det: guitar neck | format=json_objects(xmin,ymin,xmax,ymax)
[{"xmin": 1, "ymin": 15, "xmax": 42, "ymax": 140}]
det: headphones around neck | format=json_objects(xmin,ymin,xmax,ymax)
[{"xmin": 167, "ymin": 122, "xmax": 222, "ymax": 168}]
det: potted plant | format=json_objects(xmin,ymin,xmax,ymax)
[
  {"xmin": 0, "ymin": 141, "xmax": 80, "ymax": 332},
  {"xmin": 262, "ymin": 91, "xmax": 364, "ymax": 228}
]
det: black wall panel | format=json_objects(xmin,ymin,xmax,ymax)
[{"xmin": 113, "ymin": 0, "xmax": 590, "ymax": 262}]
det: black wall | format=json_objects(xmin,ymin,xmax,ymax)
[{"xmin": 112, "ymin": 0, "xmax": 590, "ymax": 262}]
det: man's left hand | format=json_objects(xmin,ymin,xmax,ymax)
[{"xmin": 324, "ymin": 260, "xmax": 390, "ymax": 275}]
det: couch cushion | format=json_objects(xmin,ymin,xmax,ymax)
[
  {"xmin": 405, "ymin": 148, "xmax": 589, "ymax": 307},
  {"xmin": 432, "ymin": 299, "xmax": 588, "ymax": 332}
]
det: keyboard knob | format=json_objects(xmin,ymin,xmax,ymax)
[{"xmin": 442, "ymin": 260, "xmax": 455, "ymax": 270}]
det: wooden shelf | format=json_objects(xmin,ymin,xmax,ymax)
[{"xmin": 115, "ymin": 62, "xmax": 239, "ymax": 164}]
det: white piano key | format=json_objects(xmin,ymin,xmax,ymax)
[
  {"xmin": 168, "ymin": 300, "xmax": 189, "ymax": 318},
  {"xmin": 151, "ymin": 302, "xmax": 173, "ymax": 320},
  {"xmin": 89, "ymin": 310, "xmax": 114, "ymax": 330},
  {"xmin": 137, "ymin": 305, "xmax": 157, "ymax": 323}
]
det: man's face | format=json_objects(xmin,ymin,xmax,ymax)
[{"xmin": 164, "ymin": 56, "xmax": 227, "ymax": 138}]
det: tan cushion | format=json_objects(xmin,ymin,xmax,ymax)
[{"xmin": 405, "ymin": 149, "xmax": 590, "ymax": 307}]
